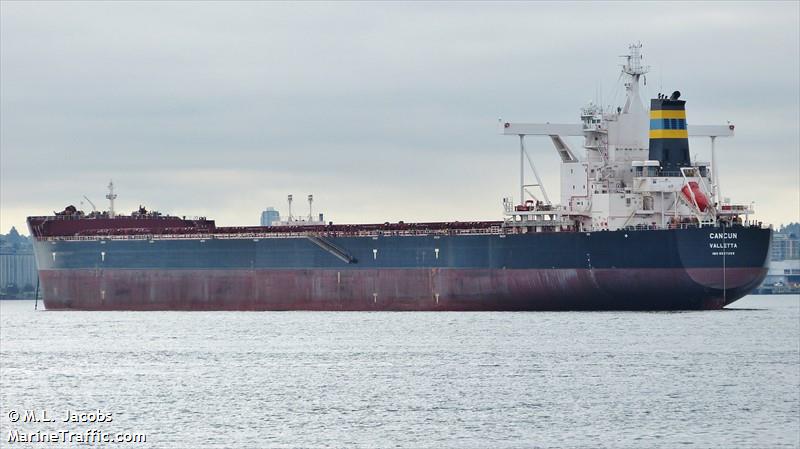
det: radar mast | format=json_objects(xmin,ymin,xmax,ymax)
[
  {"xmin": 621, "ymin": 42, "xmax": 649, "ymax": 114},
  {"xmin": 105, "ymin": 180, "xmax": 118, "ymax": 218}
]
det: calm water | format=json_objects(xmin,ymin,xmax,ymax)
[{"xmin": 1, "ymin": 295, "xmax": 798, "ymax": 449}]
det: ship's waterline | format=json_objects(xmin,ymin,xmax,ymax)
[{"xmin": 38, "ymin": 267, "xmax": 767, "ymax": 311}]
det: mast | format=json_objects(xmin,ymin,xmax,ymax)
[
  {"xmin": 621, "ymin": 42, "xmax": 649, "ymax": 114},
  {"xmin": 105, "ymin": 180, "xmax": 117, "ymax": 218}
]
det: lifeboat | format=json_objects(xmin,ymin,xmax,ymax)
[{"xmin": 681, "ymin": 181, "xmax": 710, "ymax": 212}]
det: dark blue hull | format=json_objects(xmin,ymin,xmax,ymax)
[{"xmin": 31, "ymin": 225, "xmax": 771, "ymax": 310}]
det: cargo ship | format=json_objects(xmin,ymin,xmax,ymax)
[{"xmin": 27, "ymin": 44, "xmax": 771, "ymax": 311}]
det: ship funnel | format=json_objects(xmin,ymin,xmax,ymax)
[{"xmin": 648, "ymin": 95, "xmax": 690, "ymax": 175}]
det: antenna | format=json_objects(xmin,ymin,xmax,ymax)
[
  {"xmin": 83, "ymin": 195, "xmax": 98, "ymax": 212},
  {"xmin": 287, "ymin": 194, "xmax": 293, "ymax": 221},
  {"xmin": 105, "ymin": 180, "xmax": 117, "ymax": 218},
  {"xmin": 308, "ymin": 194, "xmax": 314, "ymax": 221},
  {"xmin": 621, "ymin": 42, "xmax": 649, "ymax": 77},
  {"xmin": 620, "ymin": 42, "xmax": 649, "ymax": 114}
]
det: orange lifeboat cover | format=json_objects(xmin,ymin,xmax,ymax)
[{"xmin": 681, "ymin": 181, "xmax": 709, "ymax": 212}]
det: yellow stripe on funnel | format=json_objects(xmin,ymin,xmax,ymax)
[
  {"xmin": 649, "ymin": 129, "xmax": 689, "ymax": 139},
  {"xmin": 650, "ymin": 110, "xmax": 686, "ymax": 119}
]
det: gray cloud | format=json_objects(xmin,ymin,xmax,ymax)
[{"xmin": 2, "ymin": 1, "xmax": 798, "ymax": 231}]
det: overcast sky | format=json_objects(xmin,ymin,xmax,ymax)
[{"xmin": 1, "ymin": 1, "xmax": 798, "ymax": 233}]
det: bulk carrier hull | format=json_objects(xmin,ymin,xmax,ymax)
[
  {"xmin": 30, "ymin": 225, "xmax": 770, "ymax": 311},
  {"xmin": 26, "ymin": 45, "xmax": 773, "ymax": 311}
]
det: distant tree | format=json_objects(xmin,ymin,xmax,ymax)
[
  {"xmin": 0, "ymin": 227, "xmax": 33, "ymax": 252},
  {"xmin": 22, "ymin": 283, "xmax": 35, "ymax": 293},
  {"xmin": 779, "ymin": 222, "xmax": 800, "ymax": 237}
]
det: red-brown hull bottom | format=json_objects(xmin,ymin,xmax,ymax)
[{"xmin": 39, "ymin": 267, "xmax": 767, "ymax": 311}]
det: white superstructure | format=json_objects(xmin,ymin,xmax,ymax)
[{"xmin": 500, "ymin": 43, "xmax": 752, "ymax": 233}]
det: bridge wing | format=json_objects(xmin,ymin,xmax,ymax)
[{"xmin": 499, "ymin": 122, "xmax": 582, "ymax": 136}]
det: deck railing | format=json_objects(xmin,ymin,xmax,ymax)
[
  {"xmin": 35, "ymin": 222, "xmax": 766, "ymax": 242},
  {"xmin": 38, "ymin": 226, "xmax": 506, "ymax": 242}
]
